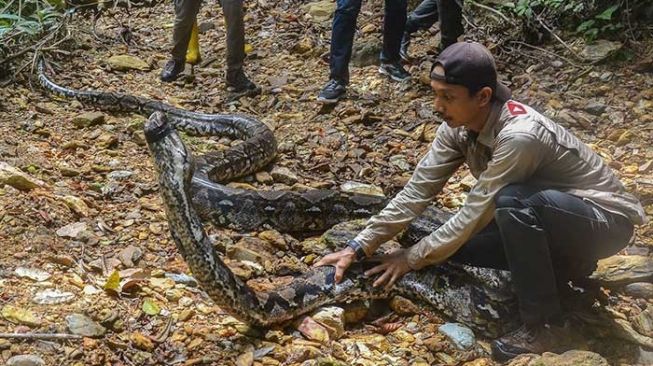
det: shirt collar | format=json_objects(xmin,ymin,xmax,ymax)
[{"xmin": 476, "ymin": 100, "xmax": 504, "ymax": 148}]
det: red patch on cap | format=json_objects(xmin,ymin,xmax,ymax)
[{"xmin": 507, "ymin": 101, "xmax": 527, "ymax": 116}]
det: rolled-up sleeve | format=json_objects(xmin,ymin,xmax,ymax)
[
  {"xmin": 406, "ymin": 132, "xmax": 545, "ymax": 269},
  {"xmin": 354, "ymin": 124, "xmax": 465, "ymax": 256}
]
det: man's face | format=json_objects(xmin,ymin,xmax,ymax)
[{"xmin": 430, "ymin": 65, "xmax": 490, "ymax": 129}]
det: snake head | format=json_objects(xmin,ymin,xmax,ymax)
[{"xmin": 145, "ymin": 112, "xmax": 195, "ymax": 186}]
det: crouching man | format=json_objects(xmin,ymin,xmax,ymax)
[{"xmin": 315, "ymin": 41, "xmax": 646, "ymax": 361}]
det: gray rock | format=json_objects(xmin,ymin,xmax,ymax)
[
  {"xmin": 55, "ymin": 222, "xmax": 88, "ymax": 239},
  {"xmin": 389, "ymin": 155, "xmax": 411, "ymax": 171},
  {"xmin": 165, "ymin": 272, "xmax": 198, "ymax": 287},
  {"xmin": 624, "ymin": 282, "xmax": 653, "ymax": 299},
  {"xmin": 339, "ymin": 181, "xmax": 385, "ymax": 197},
  {"xmin": 107, "ymin": 54, "xmax": 150, "ymax": 71},
  {"xmin": 108, "ymin": 170, "xmax": 134, "ymax": 181},
  {"xmin": 0, "ymin": 162, "xmax": 46, "ymax": 191},
  {"xmin": 270, "ymin": 166, "xmax": 299, "ymax": 185},
  {"xmin": 581, "ymin": 40, "xmax": 622, "ymax": 62},
  {"xmin": 438, "ymin": 322, "xmax": 475, "ymax": 350},
  {"xmin": 633, "ymin": 305, "xmax": 653, "ymax": 337},
  {"xmin": 72, "ymin": 111, "xmax": 105, "ymax": 128},
  {"xmin": 311, "ymin": 306, "xmax": 345, "ymax": 340},
  {"xmin": 584, "ymin": 102, "xmax": 607, "ymax": 116},
  {"xmin": 351, "ymin": 38, "xmax": 382, "ymax": 67},
  {"xmin": 591, "ymin": 255, "xmax": 653, "ymax": 285},
  {"xmin": 66, "ymin": 313, "xmax": 106, "ymax": 337},
  {"xmin": 198, "ymin": 21, "xmax": 215, "ymax": 33},
  {"xmin": 6, "ymin": 355, "xmax": 45, "ymax": 366},
  {"xmin": 508, "ymin": 350, "xmax": 608, "ymax": 366},
  {"xmin": 302, "ymin": 0, "xmax": 336, "ymax": 23}
]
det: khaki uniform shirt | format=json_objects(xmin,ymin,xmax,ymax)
[{"xmin": 354, "ymin": 100, "xmax": 647, "ymax": 270}]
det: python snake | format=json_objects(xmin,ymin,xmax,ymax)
[{"xmin": 39, "ymin": 60, "xmax": 518, "ymax": 336}]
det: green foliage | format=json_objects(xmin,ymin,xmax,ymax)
[
  {"xmin": 0, "ymin": 0, "xmax": 64, "ymax": 38},
  {"xmin": 500, "ymin": 0, "xmax": 630, "ymax": 41}
]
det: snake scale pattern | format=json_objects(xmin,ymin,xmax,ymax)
[{"xmin": 38, "ymin": 60, "xmax": 518, "ymax": 337}]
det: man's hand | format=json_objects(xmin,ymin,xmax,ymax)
[
  {"xmin": 313, "ymin": 247, "xmax": 356, "ymax": 284},
  {"xmin": 364, "ymin": 248, "xmax": 412, "ymax": 290}
]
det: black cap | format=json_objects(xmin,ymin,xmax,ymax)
[{"xmin": 430, "ymin": 41, "xmax": 511, "ymax": 102}]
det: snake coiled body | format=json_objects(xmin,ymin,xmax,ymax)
[
  {"xmin": 39, "ymin": 62, "xmax": 518, "ymax": 336},
  {"xmin": 145, "ymin": 112, "xmax": 517, "ymax": 336},
  {"xmin": 38, "ymin": 60, "xmax": 393, "ymax": 230}
]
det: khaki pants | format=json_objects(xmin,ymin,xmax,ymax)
[{"xmin": 171, "ymin": 0, "xmax": 245, "ymax": 75}]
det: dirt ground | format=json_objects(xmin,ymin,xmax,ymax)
[{"xmin": 0, "ymin": 0, "xmax": 652, "ymax": 365}]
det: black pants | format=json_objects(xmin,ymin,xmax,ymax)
[
  {"xmin": 450, "ymin": 184, "xmax": 634, "ymax": 325},
  {"xmin": 405, "ymin": 0, "xmax": 464, "ymax": 50},
  {"xmin": 330, "ymin": 0, "xmax": 407, "ymax": 84}
]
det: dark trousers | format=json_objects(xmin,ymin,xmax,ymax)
[
  {"xmin": 171, "ymin": 0, "xmax": 245, "ymax": 75},
  {"xmin": 405, "ymin": 0, "xmax": 464, "ymax": 50},
  {"xmin": 329, "ymin": 0, "xmax": 408, "ymax": 84},
  {"xmin": 450, "ymin": 184, "xmax": 633, "ymax": 325}
]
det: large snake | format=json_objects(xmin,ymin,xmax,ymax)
[{"xmin": 38, "ymin": 60, "xmax": 518, "ymax": 336}]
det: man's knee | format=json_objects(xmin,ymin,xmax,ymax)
[{"xmin": 494, "ymin": 184, "xmax": 529, "ymax": 209}]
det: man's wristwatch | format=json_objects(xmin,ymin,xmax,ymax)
[{"xmin": 346, "ymin": 239, "xmax": 367, "ymax": 261}]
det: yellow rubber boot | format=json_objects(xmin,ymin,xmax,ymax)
[{"xmin": 185, "ymin": 21, "xmax": 201, "ymax": 65}]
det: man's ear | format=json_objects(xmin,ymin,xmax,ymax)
[{"xmin": 477, "ymin": 86, "xmax": 493, "ymax": 106}]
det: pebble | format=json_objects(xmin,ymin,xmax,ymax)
[
  {"xmin": 6, "ymin": 355, "xmax": 45, "ymax": 366},
  {"xmin": 66, "ymin": 313, "xmax": 106, "ymax": 337},
  {"xmin": 438, "ymin": 323, "xmax": 475, "ymax": 350}
]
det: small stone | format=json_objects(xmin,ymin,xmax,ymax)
[
  {"xmin": 15, "ymin": 267, "xmax": 51, "ymax": 282},
  {"xmin": 130, "ymin": 331, "xmax": 154, "ymax": 351},
  {"xmin": 438, "ymin": 323, "xmax": 475, "ymax": 350},
  {"xmin": 32, "ymin": 289, "xmax": 75, "ymax": 305},
  {"xmin": 302, "ymin": 0, "xmax": 336, "ymax": 23},
  {"xmin": 107, "ymin": 55, "xmax": 150, "ymax": 71},
  {"xmin": 633, "ymin": 305, "xmax": 653, "ymax": 337},
  {"xmin": 72, "ymin": 112, "xmax": 105, "ymax": 128},
  {"xmin": 580, "ymin": 40, "xmax": 622, "ymax": 62},
  {"xmin": 258, "ymin": 230, "xmax": 287, "ymax": 250},
  {"xmin": 198, "ymin": 21, "xmax": 215, "ymax": 33},
  {"xmin": 350, "ymin": 38, "xmax": 382, "ymax": 67},
  {"xmin": 389, "ymin": 296, "xmax": 420, "ymax": 315},
  {"xmin": 56, "ymin": 222, "xmax": 88, "ymax": 239},
  {"xmin": 339, "ymin": 181, "xmax": 385, "ymax": 197},
  {"xmin": 118, "ymin": 245, "xmax": 143, "ymax": 267},
  {"xmin": 0, "ymin": 162, "xmax": 45, "ymax": 191},
  {"xmin": 107, "ymin": 170, "xmax": 134, "ymax": 180},
  {"xmin": 59, "ymin": 165, "xmax": 81, "ymax": 177},
  {"xmin": 58, "ymin": 195, "xmax": 90, "ymax": 217},
  {"xmin": 96, "ymin": 133, "xmax": 119, "ymax": 149},
  {"xmin": 2, "ymin": 305, "xmax": 42, "ymax": 327},
  {"xmin": 6, "ymin": 355, "xmax": 46, "ymax": 366},
  {"xmin": 311, "ymin": 306, "xmax": 345, "ymax": 340},
  {"xmin": 584, "ymin": 102, "xmax": 607, "ymax": 116},
  {"xmin": 255, "ymin": 171, "xmax": 274, "ymax": 184},
  {"xmin": 624, "ymin": 282, "xmax": 653, "ymax": 299},
  {"xmin": 165, "ymin": 273, "xmax": 198, "ymax": 287},
  {"xmin": 270, "ymin": 166, "xmax": 299, "ymax": 185},
  {"xmin": 389, "ymin": 155, "xmax": 411, "ymax": 171},
  {"xmin": 66, "ymin": 313, "xmax": 106, "ymax": 337},
  {"xmin": 296, "ymin": 316, "xmax": 330, "ymax": 343},
  {"xmin": 591, "ymin": 255, "xmax": 653, "ymax": 285}
]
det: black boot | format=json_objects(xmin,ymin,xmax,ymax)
[
  {"xmin": 226, "ymin": 69, "xmax": 261, "ymax": 95},
  {"xmin": 160, "ymin": 59, "xmax": 185, "ymax": 82},
  {"xmin": 491, "ymin": 320, "xmax": 583, "ymax": 362}
]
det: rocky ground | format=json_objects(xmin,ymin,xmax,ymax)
[{"xmin": 0, "ymin": 0, "xmax": 652, "ymax": 365}]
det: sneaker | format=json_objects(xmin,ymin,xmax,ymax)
[
  {"xmin": 491, "ymin": 321, "xmax": 582, "ymax": 362},
  {"xmin": 160, "ymin": 59, "xmax": 185, "ymax": 82},
  {"xmin": 400, "ymin": 33, "xmax": 411, "ymax": 62},
  {"xmin": 317, "ymin": 79, "xmax": 346, "ymax": 104},
  {"xmin": 226, "ymin": 70, "xmax": 261, "ymax": 95},
  {"xmin": 378, "ymin": 62, "xmax": 411, "ymax": 82}
]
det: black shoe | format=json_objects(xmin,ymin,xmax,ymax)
[
  {"xmin": 317, "ymin": 79, "xmax": 346, "ymax": 104},
  {"xmin": 160, "ymin": 59, "xmax": 185, "ymax": 82},
  {"xmin": 400, "ymin": 33, "xmax": 411, "ymax": 62},
  {"xmin": 378, "ymin": 62, "xmax": 411, "ymax": 82},
  {"xmin": 491, "ymin": 322, "xmax": 582, "ymax": 362},
  {"xmin": 226, "ymin": 70, "xmax": 261, "ymax": 95}
]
